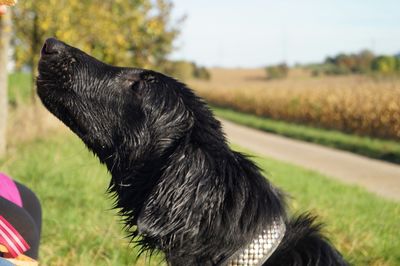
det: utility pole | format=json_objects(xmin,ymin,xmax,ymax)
[{"xmin": 0, "ymin": 10, "xmax": 11, "ymax": 157}]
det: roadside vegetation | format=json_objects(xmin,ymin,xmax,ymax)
[
  {"xmin": 190, "ymin": 68, "xmax": 400, "ymax": 162},
  {"xmin": 213, "ymin": 107, "xmax": 400, "ymax": 164}
]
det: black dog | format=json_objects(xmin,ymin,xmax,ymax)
[{"xmin": 37, "ymin": 38, "xmax": 348, "ymax": 266}]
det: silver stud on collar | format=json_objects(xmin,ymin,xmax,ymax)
[{"xmin": 227, "ymin": 218, "xmax": 286, "ymax": 266}]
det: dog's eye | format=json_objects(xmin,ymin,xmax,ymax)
[{"xmin": 141, "ymin": 73, "xmax": 158, "ymax": 84}]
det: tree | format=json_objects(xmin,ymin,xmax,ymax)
[
  {"xmin": 372, "ymin": 56, "xmax": 397, "ymax": 74},
  {"xmin": 0, "ymin": 10, "xmax": 11, "ymax": 157},
  {"xmin": 12, "ymin": 0, "xmax": 181, "ymax": 90}
]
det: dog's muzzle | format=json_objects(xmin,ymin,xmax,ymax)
[{"xmin": 225, "ymin": 217, "xmax": 286, "ymax": 266}]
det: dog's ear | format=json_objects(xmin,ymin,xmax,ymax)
[{"xmin": 121, "ymin": 72, "xmax": 141, "ymax": 89}]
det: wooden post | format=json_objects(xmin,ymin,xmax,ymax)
[{"xmin": 0, "ymin": 10, "xmax": 11, "ymax": 157}]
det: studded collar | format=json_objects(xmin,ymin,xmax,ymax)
[{"xmin": 224, "ymin": 217, "xmax": 286, "ymax": 266}]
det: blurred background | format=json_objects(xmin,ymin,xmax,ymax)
[{"xmin": 0, "ymin": 0, "xmax": 399, "ymax": 265}]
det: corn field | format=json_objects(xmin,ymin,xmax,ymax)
[{"xmin": 190, "ymin": 68, "xmax": 400, "ymax": 140}]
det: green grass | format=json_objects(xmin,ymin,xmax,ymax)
[
  {"xmin": 8, "ymin": 72, "xmax": 33, "ymax": 106},
  {"xmin": 0, "ymin": 133, "xmax": 165, "ymax": 266},
  {"xmin": 1, "ymin": 133, "xmax": 399, "ymax": 265},
  {"xmin": 213, "ymin": 106, "xmax": 400, "ymax": 164}
]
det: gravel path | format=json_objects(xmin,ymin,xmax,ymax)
[{"xmin": 220, "ymin": 119, "xmax": 400, "ymax": 201}]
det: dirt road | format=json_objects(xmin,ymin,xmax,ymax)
[{"xmin": 220, "ymin": 119, "xmax": 400, "ymax": 201}]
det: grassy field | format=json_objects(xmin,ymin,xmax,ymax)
[
  {"xmin": 0, "ymin": 130, "xmax": 399, "ymax": 265},
  {"xmin": 213, "ymin": 107, "xmax": 400, "ymax": 164},
  {"xmin": 1, "ymin": 131, "xmax": 165, "ymax": 266},
  {"xmin": 190, "ymin": 68, "xmax": 400, "ymax": 140}
]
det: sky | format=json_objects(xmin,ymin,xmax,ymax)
[{"xmin": 169, "ymin": 0, "xmax": 400, "ymax": 68}]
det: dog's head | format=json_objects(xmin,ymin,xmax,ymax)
[{"xmin": 37, "ymin": 38, "xmax": 195, "ymax": 165}]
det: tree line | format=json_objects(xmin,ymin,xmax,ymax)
[
  {"xmin": 311, "ymin": 50, "xmax": 400, "ymax": 76},
  {"xmin": 265, "ymin": 50, "xmax": 400, "ymax": 79}
]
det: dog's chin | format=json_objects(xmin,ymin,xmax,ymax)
[
  {"xmin": 56, "ymin": 111, "xmax": 109, "ymax": 157},
  {"xmin": 38, "ymin": 92, "xmax": 88, "ymax": 140},
  {"xmin": 61, "ymin": 114, "xmax": 88, "ymax": 140}
]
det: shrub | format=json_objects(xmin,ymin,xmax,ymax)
[
  {"xmin": 265, "ymin": 63, "xmax": 289, "ymax": 80},
  {"xmin": 164, "ymin": 60, "xmax": 211, "ymax": 81},
  {"xmin": 163, "ymin": 60, "xmax": 194, "ymax": 81},
  {"xmin": 372, "ymin": 56, "xmax": 398, "ymax": 74},
  {"xmin": 193, "ymin": 66, "xmax": 211, "ymax": 80}
]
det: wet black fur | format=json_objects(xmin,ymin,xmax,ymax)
[{"xmin": 37, "ymin": 39, "xmax": 348, "ymax": 265}]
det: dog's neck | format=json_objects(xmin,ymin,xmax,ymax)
[
  {"xmin": 102, "ymin": 106, "xmax": 230, "ymax": 221},
  {"xmin": 100, "ymin": 130, "xmax": 286, "ymax": 265}
]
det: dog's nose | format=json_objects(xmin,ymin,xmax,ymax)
[{"xmin": 41, "ymin": 38, "xmax": 65, "ymax": 56}]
